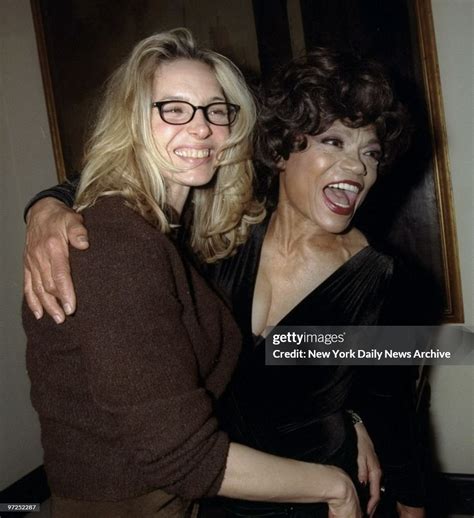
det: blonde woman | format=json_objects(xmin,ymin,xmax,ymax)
[{"xmin": 23, "ymin": 30, "xmax": 367, "ymax": 518}]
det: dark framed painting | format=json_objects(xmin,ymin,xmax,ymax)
[{"xmin": 31, "ymin": 0, "xmax": 463, "ymax": 322}]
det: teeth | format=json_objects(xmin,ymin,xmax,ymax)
[
  {"xmin": 328, "ymin": 182, "xmax": 360, "ymax": 193},
  {"xmin": 174, "ymin": 148, "xmax": 210, "ymax": 158},
  {"xmin": 333, "ymin": 200, "xmax": 350, "ymax": 208}
]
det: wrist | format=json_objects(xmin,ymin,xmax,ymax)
[
  {"xmin": 27, "ymin": 197, "xmax": 68, "ymax": 225},
  {"xmin": 347, "ymin": 409, "xmax": 363, "ymax": 426}
]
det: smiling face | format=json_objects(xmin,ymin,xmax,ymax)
[
  {"xmin": 279, "ymin": 120, "xmax": 381, "ymax": 234},
  {"xmin": 151, "ymin": 59, "xmax": 230, "ymax": 206}
]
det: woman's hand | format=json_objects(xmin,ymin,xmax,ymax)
[
  {"xmin": 24, "ymin": 197, "xmax": 89, "ymax": 322},
  {"xmin": 354, "ymin": 422, "xmax": 382, "ymax": 517}
]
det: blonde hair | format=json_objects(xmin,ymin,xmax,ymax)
[{"xmin": 76, "ymin": 28, "xmax": 264, "ymax": 262}]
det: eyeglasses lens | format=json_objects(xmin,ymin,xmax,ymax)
[
  {"xmin": 206, "ymin": 104, "xmax": 236, "ymax": 125},
  {"xmin": 160, "ymin": 102, "xmax": 193, "ymax": 124},
  {"xmin": 159, "ymin": 102, "xmax": 236, "ymax": 125}
]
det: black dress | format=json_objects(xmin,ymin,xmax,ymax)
[{"xmin": 201, "ymin": 216, "xmax": 435, "ymax": 516}]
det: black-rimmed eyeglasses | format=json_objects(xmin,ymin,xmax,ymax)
[{"xmin": 151, "ymin": 100, "xmax": 240, "ymax": 126}]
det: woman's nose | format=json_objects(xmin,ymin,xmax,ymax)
[
  {"xmin": 341, "ymin": 153, "xmax": 367, "ymax": 176},
  {"xmin": 186, "ymin": 109, "xmax": 212, "ymax": 139}
]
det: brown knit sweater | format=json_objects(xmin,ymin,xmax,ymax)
[{"xmin": 23, "ymin": 197, "xmax": 241, "ymax": 501}]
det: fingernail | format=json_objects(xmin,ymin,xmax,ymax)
[
  {"xmin": 34, "ymin": 311, "xmax": 41, "ymax": 320},
  {"xmin": 78, "ymin": 236, "xmax": 88, "ymax": 243},
  {"xmin": 53, "ymin": 314, "xmax": 64, "ymax": 324},
  {"xmin": 63, "ymin": 303, "xmax": 73, "ymax": 315}
]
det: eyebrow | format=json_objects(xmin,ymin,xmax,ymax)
[
  {"xmin": 322, "ymin": 127, "xmax": 381, "ymax": 147},
  {"xmin": 366, "ymin": 138, "xmax": 382, "ymax": 147},
  {"xmin": 158, "ymin": 95, "xmax": 226, "ymax": 103}
]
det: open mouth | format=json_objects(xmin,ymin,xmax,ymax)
[
  {"xmin": 174, "ymin": 148, "xmax": 211, "ymax": 159},
  {"xmin": 323, "ymin": 181, "xmax": 362, "ymax": 215}
]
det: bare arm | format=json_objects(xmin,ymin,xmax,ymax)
[
  {"xmin": 24, "ymin": 197, "xmax": 88, "ymax": 321},
  {"xmin": 220, "ymin": 443, "xmax": 361, "ymax": 517}
]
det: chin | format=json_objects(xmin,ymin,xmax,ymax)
[
  {"xmin": 317, "ymin": 214, "xmax": 354, "ymax": 235},
  {"xmin": 180, "ymin": 168, "xmax": 217, "ymax": 188},
  {"xmin": 327, "ymin": 223, "xmax": 352, "ymax": 235}
]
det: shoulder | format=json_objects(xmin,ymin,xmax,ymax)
[
  {"xmin": 72, "ymin": 197, "xmax": 179, "ymax": 283},
  {"xmin": 349, "ymin": 228, "xmax": 393, "ymax": 265},
  {"xmin": 82, "ymin": 196, "xmax": 164, "ymax": 237},
  {"xmin": 67, "ymin": 198, "xmax": 189, "ymax": 320},
  {"xmin": 80, "ymin": 196, "xmax": 174, "ymax": 254}
]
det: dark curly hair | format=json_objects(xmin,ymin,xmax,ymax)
[{"xmin": 256, "ymin": 48, "xmax": 411, "ymax": 180}]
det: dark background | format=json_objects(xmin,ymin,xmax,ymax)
[{"xmin": 32, "ymin": 0, "xmax": 462, "ymax": 321}]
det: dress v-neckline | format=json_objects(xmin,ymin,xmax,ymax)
[{"xmin": 249, "ymin": 215, "xmax": 372, "ymax": 336}]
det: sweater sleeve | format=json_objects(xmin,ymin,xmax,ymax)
[
  {"xmin": 67, "ymin": 198, "xmax": 230, "ymax": 499},
  {"xmin": 24, "ymin": 176, "xmax": 79, "ymax": 220}
]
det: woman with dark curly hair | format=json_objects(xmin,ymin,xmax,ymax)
[
  {"xmin": 204, "ymin": 49, "xmax": 430, "ymax": 518},
  {"xmin": 23, "ymin": 47, "xmax": 430, "ymax": 518}
]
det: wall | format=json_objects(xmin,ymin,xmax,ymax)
[
  {"xmin": 430, "ymin": 0, "xmax": 473, "ymax": 474},
  {"xmin": 0, "ymin": 0, "xmax": 56, "ymax": 488}
]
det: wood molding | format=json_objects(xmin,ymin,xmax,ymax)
[
  {"xmin": 30, "ymin": 0, "xmax": 67, "ymax": 183},
  {"xmin": 413, "ymin": 0, "xmax": 464, "ymax": 323}
]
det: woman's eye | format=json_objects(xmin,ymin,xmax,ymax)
[
  {"xmin": 209, "ymin": 107, "xmax": 226, "ymax": 115},
  {"xmin": 322, "ymin": 138, "xmax": 343, "ymax": 148},
  {"xmin": 164, "ymin": 107, "xmax": 184, "ymax": 114},
  {"xmin": 364, "ymin": 149, "xmax": 382, "ymax": 162}
]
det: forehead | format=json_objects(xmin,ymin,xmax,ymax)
[{"xmin": 152, "ymin": 59, "xmax": 224, "ymax": 100}]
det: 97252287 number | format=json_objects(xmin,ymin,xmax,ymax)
[{"xmin": 0, "ymin": 503, "xmax": 40, "ymax": 512}]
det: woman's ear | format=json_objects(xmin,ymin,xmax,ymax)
[{"xmin": 277, "ymin": 156, "xmax": 286, "ymax": 172}]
